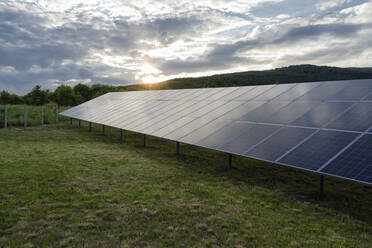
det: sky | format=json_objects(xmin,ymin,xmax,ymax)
[{"xmin": 0, "ymin": 0, "xmax": 372, "ymax": 94}]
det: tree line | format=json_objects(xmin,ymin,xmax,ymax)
[
  {"xmin": 0, "ymin": 84, "xmax": 118, "ymax": 106},
  {"xmin": 2, "ymin": 64, "xmax": 372, "ymax": 106}
]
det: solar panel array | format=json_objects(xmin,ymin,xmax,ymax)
[{"xmin": 60, "ymin": 79, "xmax": 372, "ymax": 185}]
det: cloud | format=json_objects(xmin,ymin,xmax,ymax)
[{"xmin": 0, "ymin": 0, "xmax": 371, "ymax": 94}]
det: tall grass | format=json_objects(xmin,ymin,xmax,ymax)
[{"xmin": 0, "ymin": 104, "xmax": 69, "ymax": 127}]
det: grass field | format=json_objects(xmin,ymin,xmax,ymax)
[
  {"xmin": 0, "ymin": 104, "xmax": 69, "ymax": 127},
  {"xmin": 0, "ymin": 123, "xmax": 372, "ymax": 247}
]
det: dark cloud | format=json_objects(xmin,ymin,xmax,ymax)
[{"xmin": 0, "ymin": 0, "xmax": 371, "ymax": 94}]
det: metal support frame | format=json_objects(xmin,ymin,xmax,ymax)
[
  {"xmin": 102, "ymin": 125, "xmax": 105, "ymax": 135},
  {"xmin": 78, "ymin": 120, "xmax": 81, "ymax": 128},
  {"xmin": 70, "ymin": 118, "xmax": 72, "ymax": 125},
  {"xmin": 41, "ymin": 105, "xmax": 44, "ymax": 126},
  {"xmin": 228, "ymin": 154, "xmax": 232, "ymax": 169},
  {"xmin": 143, "ymin": 134, "xmax": 146, "ymax": 147},
  {"xmin": 4, "ymin": 104, "xmax": 7, "ymax": 128},
  {"xmin": 24, "ymin": 104, "xmax": 27, "ymax": 128},
  {"xmin": 176, "ymin": 141, "xmax": 180, "ymax": 154},
  {"xmin": 89, "ymin": 122, "xmax": 92, "ymax": 132},
  {"xmin": 120, "ymin": 129, "xmax": 123, "ymax": 143},
  {"xmin": 55, "ymin": 104, "xmax": 58, "ymax": 124},
  {"xmin": 320, "ymin": 175, "xmax": 324, "ymax": 196}
]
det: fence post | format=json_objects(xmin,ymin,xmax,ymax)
[
  {"xmin": 4, "ymin": 104, "xmax": 7, "ymax": 128},
  {"xmin": 24, "ymin": 104, "xmax": 27, "ymax": 128},
  {"xmin": 55, "ymin": 104, "xmax": 58, "ymax": 124},
  {"xmin": 41, "ymin": 105, "xmax": 44, "ymax": 126}
]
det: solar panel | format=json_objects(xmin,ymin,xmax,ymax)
[
  {"xmin": 245, "ymin": 127, "xmax": 315, "ymax": 162},
  {"xmin": 179, "ymin": 118, "xmax": 232, "ymax": 145},
  {"xmin": 217, "ymin": 124, "xmax": 280, "ymax": 155},
  {"xmin": 60, "ymin": 79, "xmax": 372, "ymax": 185},
  {"xmin": 291, "ymin": 102, "xmax": 353, "ymax": 128},
  {"xmin": 325, "ymin": 102, "xmax": 372, "ymax": 132},
  {"xmin": 278, "ymin": 130, "xmax": 358, "ymax": 171},
  {"xmin": 328, "ymin": 80, "xmax": 372, "ymax": 101},
  {"xmin": 320, "ymin": 134, "xmax": 372, "ymax": 184}
]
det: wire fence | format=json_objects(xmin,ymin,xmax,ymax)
[{"xmin": 0, "ymin": 104, "xmax": 70, "ymax": 128}]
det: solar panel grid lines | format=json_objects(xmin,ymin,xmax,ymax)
[
  {"xmin": 246, "ymin": 127, "xmax": 316, "ymax": 162},
  {"xmin": 222, "ymin": 86, "xmax": 258, "ymax": 100},
  {"xmin": 217, "ymin": 124, "xmax": 281, "ymax": 155},
  {"xmin": 98, "ymin": 100, "xmax": 164, "ymax": 127},
  {"xmin": 141, "ymin": 90, "xmax": 234, "ymax": 134},
  {"xmin": 262, "ymin": 101, "xmax": 321, "ymax": 125},
  {"xmin": 320, "ymin": 134, "xmax": 372, "ymax": 184},
  {"xmin": 278, "ymin": 130, "xmax": 359, "ymax": 171},
  {"xmin": 100, "ymin": 101, "xmax": 156, "ymax": 127},
  {"xmin": 316, "ymin": 133, "xmax": 364, "ymax": 172},
  {"xmin": 325, "ymin": 102, "xmax": 372, "ymax": 132},
  {"xmin": 74, "ymin": 97, "xmax": 130, "ymax": 122},
  {"xmin": 291, "ymin": 101, "xmax": 354, "ymax": 128},
  {"xmin": 135, "ymin": 101, "xmax": 203, "ymax": 133},
  {"xmin": 235, "ymin": 84, "xmax": 276, "ymax": 100},
  {"xmin": 273, "ymin": 82, "xmax": 321, "ymax": 101},
  {"xmin": 252, "ymin": 83, "xmax": 296, "ymax": 101},
  {"xmin": 296, "ymin": 81, "xmax": 350, "ymax": 101},
  {"xmin": 328, "ymin": 79, "xmax": 372, "ymax": 101},
  {"xmin": 163, "ymin": 118, "xmax": 213, "ymax": 141},
  {"xmin": 87, "ymin": 98, "xmax": 140, "ymax": 123}
]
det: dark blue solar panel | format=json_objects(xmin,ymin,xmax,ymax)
[
  {"xmin": 235, "ymin": 85, "xmax": 275, "ymax": 100},
  {"xmin": 328, "ymin": 80, "xmax": 372, "ymax": 101},
  {"xmin": 296, "ymin": 81, "xmax": 349, "ymax": 100},
  {"xmin": 219, "ymin": 101, "xmax": 265, "ymax": 120},
  {"xmin": 179, "ymin": 118, "xmax": 231, "ymax": 145},
  {"xmin": 238, "ymin": 101, "xmax": 290, "ymax": 122},
  {"xmin": 245, "ymin": 127, "xmax": 315, "ymax": 161},
  {"xmin": 196, "ymin": 122, "xmax": 256, "ymax": 149},
  {"xmin": 217, "ymin": 124, "xmax": 280, "ymax": 155},
  {"xmin": 325, "ymin": 102, "xmax": 372, "ymax": 132},
  {"xmin": 163, "ymin": 118, "xmax": 212, "ymax": 140},
  {"xmin": 274, "ymin": 82, "xmax": 320, "ymax": 101},
  {"xmin": 292, "ymin": 102, "xmax": 353, "ymax": 128},
  {"xmin": 320, "ymin": 134, "xmax": 372, "ymax": 184},
  {"xmin": 253, "ymin": 84, "xmax": 295, "ymax": 100},
  {"xmin": 278, "ymin": 130, "xmax": 358, "ymax": 171},
  {"xmin": 263, "ymin": 101, "xmax": 319, "ymax": 124}
]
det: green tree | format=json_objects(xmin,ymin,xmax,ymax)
[
  {"xmin": 73, "ymin": 84, "xmax": 92, "ymax": 103},
  {"xmin": 54, "ymin": 85, "xmax": 76, "ymax": 106},
  {"xmin": 24, "ymin": 85, "xmax": 49, "ymax": 105},
  {"xmin": 0, "ymin": 90, "xmax": 11, "ymax": 104}
]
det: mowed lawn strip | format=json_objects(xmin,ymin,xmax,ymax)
[{"xmin": 0, "ymin": 124, "xmax": 371, "ymax": 247}]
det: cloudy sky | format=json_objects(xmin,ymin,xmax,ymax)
[{"xmin": 1, "ymin": 0, "xmax": 372, "ymax": 94}]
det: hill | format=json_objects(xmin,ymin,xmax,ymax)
[{"xmin": 118, "ymin": 64, "xmax": 372, "ymax": 91}]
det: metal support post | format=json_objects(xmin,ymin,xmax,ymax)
[
  {"xmin": 70, "ymin": 118, "xmax": 72, "ymax": 125},
  {"xmin": 55, "ymin": 104, "xmax": 58, "ymax": 124},
  {"xmin": 102, "ymin": 125, "xmax": 105, "ymax": 135},
  {"xmin": 143, "ymin": 134, "xmax": 146, "ymax": 147},
  {"xmin": 120, "ymin": 129, "xmax": 123, "ymax": 143},
  {"xmin": 89, "ymin": 122, "xmax": 92, "ymax": 132},
  {"xmin": 4, "ymin": 104, "xmax": 7, "ymax": 128},
  {"xmin": 24, "ymin": 104, "xmax": 27, "ymax": 128},
  {"xmin": 41, "ymin": 105, "xmax": 44, "ymax": 126},
  {"xmin": 320, "ymin": 175, "xmax": 324, "ymax": 196},
  {"xmin": 228, "ymin": 154, "xmax": 232, "ymax": 169},
  {"xmin": 78, "ymin": 120, "xmax": 81, "ymax": 128},
  {"xmin": 176, "ymin": 141, "xmax": 180, "ymax": 154}
]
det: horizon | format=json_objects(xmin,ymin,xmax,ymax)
[{"xmin": 1, "ymin": 0, "xmax": 372, "ymax": 94}]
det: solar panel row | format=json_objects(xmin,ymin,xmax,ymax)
[{"xmin": 60, "ymin": 79, "xmax": 372, "ymax": 185}]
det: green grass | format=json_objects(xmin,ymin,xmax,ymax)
[
  {"xmin": 0, "ymin": 104, "xmax": 69, "ymax": 127},
  {"xmin": 0, "ymin": 123, "xmax": 371, "ymax": 247}
]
